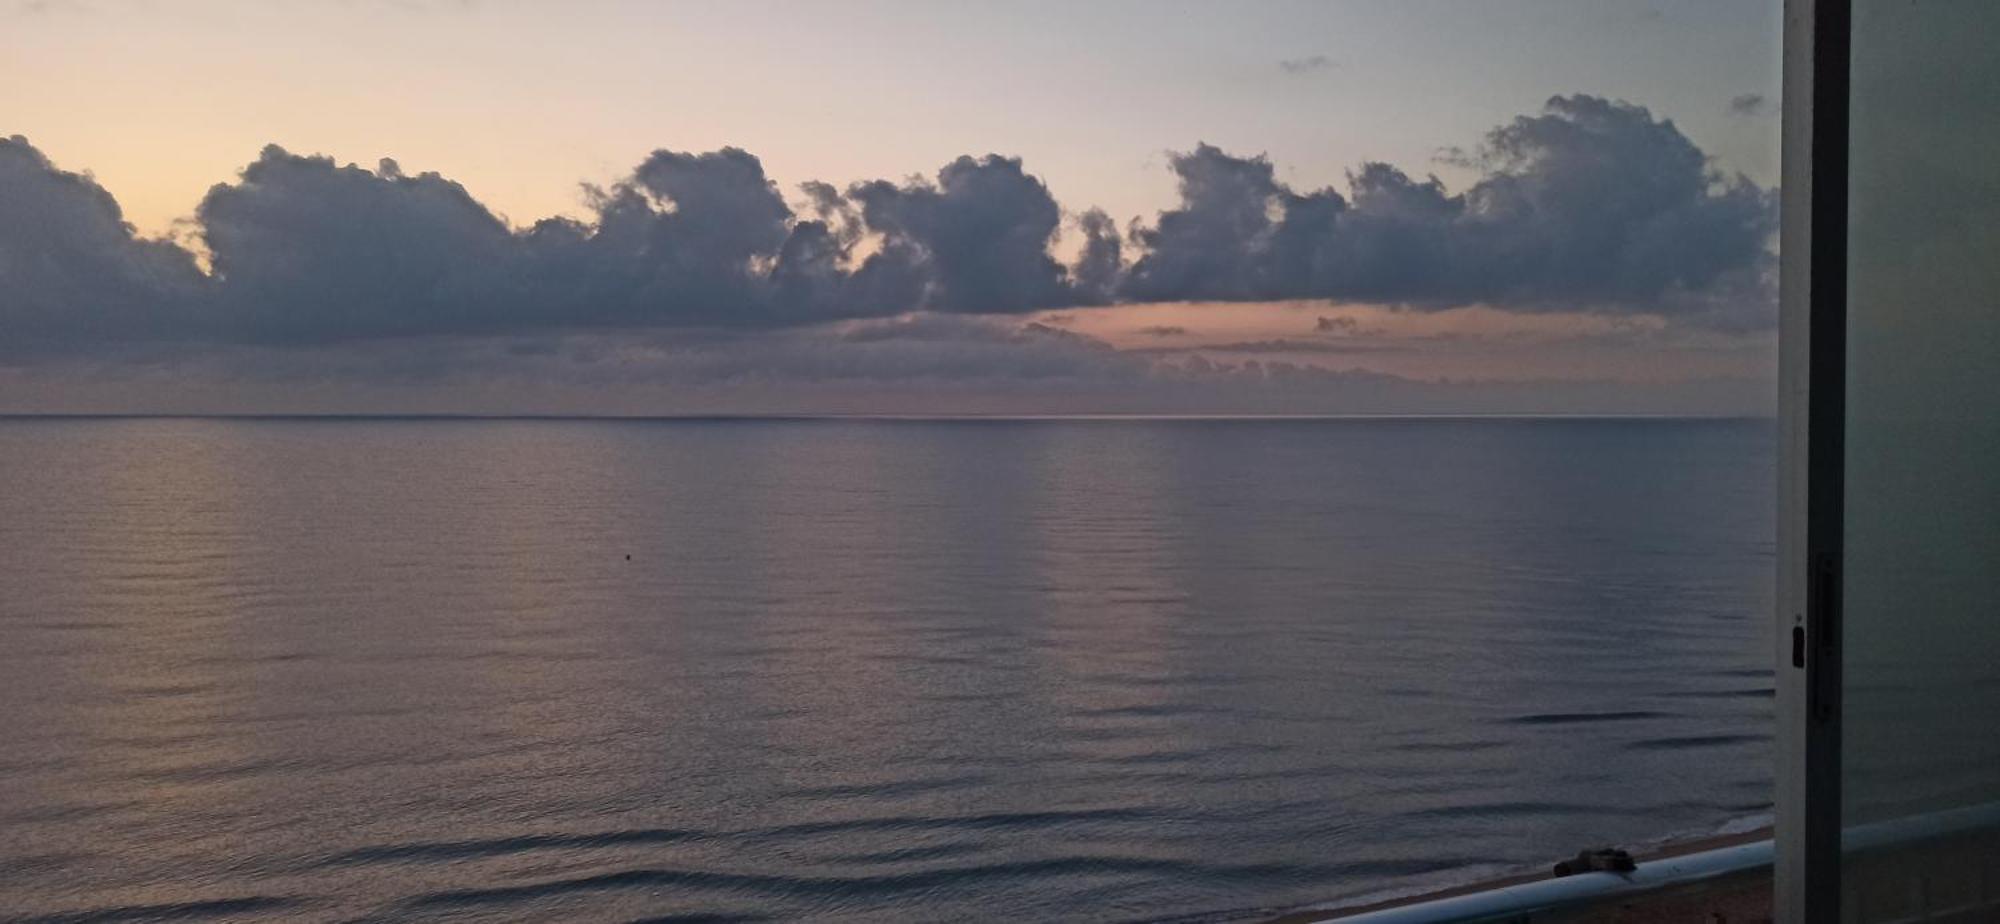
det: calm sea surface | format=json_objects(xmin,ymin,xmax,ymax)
[{"xmin": 0, "ymin": 417, "xmax": 1774, "ymax": 922}]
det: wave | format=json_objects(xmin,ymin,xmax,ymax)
[
  {"xmin": 4, "ymin": 896, "xmax": 302, "ymax": 924},
  {"xmin": 398, "ymin": 854, "xmax": 1490, "ymax": 912},
  {"xmin": 321, "ymin": 828, "xmax": 712, "ymax": 866},
  {"xmin": 1500, "ymin": 710, "xmax": 1675, "ymax": 725},
  {"xmin": 1622, "ymin": 733, "xmax": 1767, "ymax": 752}
]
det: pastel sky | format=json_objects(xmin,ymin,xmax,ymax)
[{"xmin": 1, "ymin": 0, "xmax": 1782, "ymax": 416}]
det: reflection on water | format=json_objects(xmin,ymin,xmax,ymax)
[{"xmin": 0, "ymin": 417, "xmax": 1773, "ymax": 922}]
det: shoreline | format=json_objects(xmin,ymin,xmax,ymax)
[{"xmin": 1261, "ymin": 826, "xmax": 1774, "ymax": 923}]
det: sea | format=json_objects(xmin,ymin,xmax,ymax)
[{"xmin": 0, "ymin": 416, "xmax": 1775, "ymax": 922}]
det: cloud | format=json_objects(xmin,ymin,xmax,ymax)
[
  {"xmin": 1119, "ymin": 96, "xmax": 1775, "ymax": 324},
  {"xmin": 1070, "ymin": 208, "xmax": 1123, "ymax": 303},
  {"xmin": 1315, "ymin": 315, "xmax": 1382, "ymax": 337},
  {"xmin": 1, "ymin": 316, "xmax": 1769, "ymax": 417},
  {"xmin": 525, "ymin": 145, "xmax": 847, "ymax": 329},
  {"xmin": 1, "ymin": 95, "xmax": 1776, "ymax": 366},
  {"xmin": 198, "ymin": 147, "xmax": 521, "ymax": 342},
  {"xmin": 186, "ymin": 143, "xmax": 1001, "ymax": 341},
  {"xmin": 1278, "ymin": 54, "xmax": 1334, "ymax": 75},
  {"xmin": 1728, "ymin": 93, "xmax": 1772, "ymax": 117},
  {"xmin": 593, "ymin": 315, "xmax": 1142, "ymax": 387},
  {"xmin": 846, "ymin": 154, "xmax": 1082, "ymax": 314},
  {"xmin": 1129, "ymin": 337, "xmax": 1414, "ymax": 356},
  {"xmin": 0, "ymin": 136, "xmax": 207, "ymax": 356}
]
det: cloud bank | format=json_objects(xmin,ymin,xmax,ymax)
[
  {"xmin": 2, "ymin": 95, "xmax": 1775, "ymax": 364},
  {"xmin": 0, "ymin": 313, "xmax": 1772, "ymax": 418},
  {"xmin": 1125, "ymin": 96, "xmax": 1773, "ymax": 327}
]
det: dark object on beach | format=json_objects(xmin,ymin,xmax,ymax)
[{"xmin": 1553, "ymin": 847, "xmax": 1636, "ymax": 877}]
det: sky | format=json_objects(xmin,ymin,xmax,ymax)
[{"xmin": 0, "ymin": 0, "xmax": 1782, "ymax": 415}]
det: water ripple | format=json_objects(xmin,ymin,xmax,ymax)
[
  {"xmin": 1500, "ymin": 710, "xmax": 1676, "ymax": 726},
  {"xmin": 4, "ymin": 896, "xmax": 304, "ymax": 924},
  {"xmin": 322, "ymin": 828, "xmax": 713, "ymax": 866},
  {"xmin": 1623, "ymin": 733, "xmax": 1767, "ymax": 752}
]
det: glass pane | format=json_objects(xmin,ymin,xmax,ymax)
[{"xmin": 1843, "ymin": 0, "xmax": 2000, "ymax": 916}]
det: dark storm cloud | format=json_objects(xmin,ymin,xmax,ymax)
[
  {"xmin": 1124, "ymin": 96, "xmax": 1775, "ymax": 320},
  {"xmin": 1, "ymin": 95, "xmax": 1775, "ymax": 359}
]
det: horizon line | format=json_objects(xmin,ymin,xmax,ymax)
[{"xmin": 0, "ymin": 411, "xmax": 1775, "ymax": 423}]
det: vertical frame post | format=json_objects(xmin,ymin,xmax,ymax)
[{"xmin": 1776, "ymin": 0, "xmax": 1848, "ymax": 920}]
